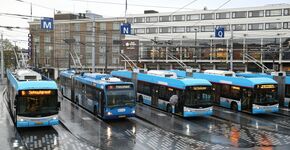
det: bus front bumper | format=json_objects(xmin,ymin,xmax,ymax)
[
  {"xmin": 252, "ymin": 104, "xmax": 279, "ymax": 114},
  {"xmin": 183, "ymin": 106, "xmax": 213, "ymax": 117},
  {"xmin": 16, "ymin": 119, "xmax": 59, "ymax": 128}
]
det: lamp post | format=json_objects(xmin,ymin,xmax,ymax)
[{"xmin": 63, "ymin": 38, "xmax": 75, "ymax": 69}]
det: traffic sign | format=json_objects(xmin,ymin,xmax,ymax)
[
  {"xmin": 120, "ymin": 23, "xmax": 131, "ymax": 35},
  {"xmin": 215, "ymin": 27, "xmax": 224, "ymax": 38},
  {"xmin": 41, "ymin": 18, "xmax": 54, "ymax": 30}
]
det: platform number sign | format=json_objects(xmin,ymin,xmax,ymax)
[
  {"xmin": 41, "ymin": 18, "xmax": 54, "ymax": 30},
  {"xmin": 120, "ymin": 23, "xmax": 131, "ymax": 35},
  {"xmin": 215, "ymin": 27, "xmax": 224, "ymax": 38}
]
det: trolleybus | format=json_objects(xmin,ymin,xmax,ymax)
[
  {"xmin": 7, "ymin": 69, "xmax": 60, "ymax": 127},
  {"xmin": 59, "ymin": 71, "xmax": 136, "ymax": 119},
  {"xmin": 111, "ymin": 70, "xmax": 213, "ymax": 117},
  {"xmin": 171, "ymin": 70, "xmax": 279, "ymax": 114}
]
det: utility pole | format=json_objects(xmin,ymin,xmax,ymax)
[
  {"xmin": 104, "ymin": 33, "xmax": 108, "ymax": 73},
  {"xmin": 230, "ymin": 24, "xmax": 233, "ymax": 71},
  {"xmin": 1, "ymin": 33, "xmax": 4, "ymax": 81},
  {"xmin": 92, "ymin": 20, "xmax": 96, "ymax": 72}
]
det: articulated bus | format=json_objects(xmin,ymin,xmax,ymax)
[
  {"xmin": 236, "ymin": 72, "xmax": 290, "ymax": 108},
  {"xmin": 111, "ymin": 70, "xmax": 213, "ymax": 117},
  {"xmin": 7, "ymin": 69, "xmax": 60, "ymax": 127},
  {"xmin": 171, "ymin": 70, "xmax": 279, "ymax": 114},
  {"xmin": 59, "ymin": 71, "xmax": 136, "ymax": 119}
]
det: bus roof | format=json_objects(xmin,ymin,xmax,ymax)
[
  {"xmin": 236, "ymin": 72, "xmax": 290, "ymax": 84},
  {"xmin": 7, "ymin": 70, "xmax": 58, "ymax": 91},
  {"xmin": 59, "ymin": 70, "xmax": 76, "ymax": 78},
  {"xmin": 193, "ymin": 72, "xmax": 277, "ymax": 88},
  {"xmin": 111, "ymin": 70, "xmax": 212, "ymax": 89},
  {"xmin": 74, "ymin": 72, "xmax": 132, "ymax": 89}
]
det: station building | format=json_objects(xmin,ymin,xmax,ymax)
[
  {"xmin": 125, "ymin": 4, "xmax": 290, "ymax": 72},
  {"xmin": 29, "ymin": 11, "xmax": 126, "ymax": 77}
]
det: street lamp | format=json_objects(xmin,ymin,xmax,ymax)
[{"xmin": 63, "ymin": 38, "xmax": 75, "ymax": 69}]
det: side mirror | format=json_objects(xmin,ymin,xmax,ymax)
[{"xmin": 57, "ymin": 102, "xmax": 61, "ymax": 108}]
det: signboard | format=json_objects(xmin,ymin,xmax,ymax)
[
  {"xmin": 120, "ymin": 23, "xmax": 131, "ymax": 35},
  {"xmin": 121, "ymin": 40, "xmax": 139, "ymax": 60},
  {"xmin": 215, "ymin": 27, "xmax": 224, "ymax": 38},
  {"xmin": 41, "ymin": 18, "xmax": 54, "ymax": 30}
]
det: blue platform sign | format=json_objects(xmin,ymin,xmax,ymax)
[
  {"xmin": 41, "ymin": 18, "xmax": 54, "ymax": 30},
  {"xmin": 120, "ymin": 23, "xmax": 131, "ymax": 35},
  {"xmin": 215, "ymin": 27, "xmax": 224, "ymax": 38}
]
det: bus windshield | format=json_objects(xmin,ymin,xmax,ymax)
[
  {"xmin": 17, "ymin": 95, "xmax": 59, "ymax": 117},
  {"xmin": 106, "ymin": 90, "xmax": 135, "ymax": 108},
  {"xmin": 254, "ymin": 88, "xmax": 278, "ymax": 105},
  {"xmin": 184, "ymin": 88, "xmax": 212, "ymax": 108}
]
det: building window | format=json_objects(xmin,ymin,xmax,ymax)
[
  {"xmin": 86, "ymin": 23, "xmax": 93, "ymax": 31},
  {"xmin": 74, "ymin": 23, "xmax": 80, "ymax": 31},
  {"xmin": 248, "ymin": 23, "xmax": 264, "ymax": 30},
  {"xmin": 265, "ymin": 22, "xmax": 281, "ymax": 30},
  {"xmin": 99, "ymin": 46, "xmax": 106, "ymax": 53},
  {"xmin": 232, "ymin": 11, "xmax": 247, "ymax": 18},
  {"xmin": 85, "ymin": 36, "xmax": 93, "ymax": 43},
  {"xmin": 186, "ymin": 26, "xmax": 199, "ymax": 32},
  {"xmin": 112, "ymin": 55, "xmax": 119, "ymax": 64},
  {"xmin": 266, "ymin": 9, "xmax": 282, "ymax": 17},
  {"xmin": 187, "ymin": 14, "xmax": 200, "ymax": 21},
  {"xmin": 248, "ymin": 10, "xmax": 264, "ymax": 17},
  {"xmin": 216, "ymin": 25, "xmax": 230, "ymax": 31},
  {"xmin": 201, "ymin": 13, "xmax": 215, "ymax": 20},
  {"xmin": 134, "ymin": 17, "xmax": 145, "ymax": 23},
  {"xmin": 283, "ymin": 22, "xmax": 290, "ymax": 29},
  {"xmin": 159, "ymin": 16, "xmax": 171, "ymax": 22},
  {"xmin": 284, "ymin": 8, "xmax": 290, "ymax": 16},
  {"xmin": 99, "ymin": 35, "xmax": 106, "ymax": 42},
  {"xmin": 127, "ymin": 18, "xmax": 133, "ymax": 23},
  {"xmin": 99, "ymin": 55, "xmax": 105, "ymax": 64},
  {"xmin": 173, "ymin": 15, "xmax": 185, "ymax": 21},
  {"xmin": 146, "ymin": 16, "xmax": 158, "ymax": 23},
  {"xmin": 134, "ymin": 28, "xmax": 145, "ymax": 34},
  {"xmin": 146, "ymin": 27, "xmax": 158, "ymax": 34},
  {"xmin": 113, "ymin": 22, "xmax": 120, "ymax": 30},
  {"xmin": 44, "ymin": 45, "xmax": 52, "ymax": 56},
  {"xmin": 34, "ymin": 36, "xmax": 40, "ymax": 43},
  {"xmin": 172, "ymin": 26, "xmax": 185, "ymax": 33},
  {"xmin": 100, "ymin": 23, "xmax": 106, "ymax": 30},
  {"xmin": 232, "ymin": 24, "xmax": 246, "ymax": 31},
  {"xmin": 216, "ymin": 12, "xmax": 230, "ymax": 19},
  {"xmin": 159, "ymin": 27, "xmax": 171, "ymax": 33},
  {"xmin": 112, "ymin": 45, "xmax": 120, "ymax": 53},
  {"xmin": 44, "ymin": 35, "xmax": 51, "ymax": 43},
  {"xmin": 201, "ymin": 25, "xmax": 214, "ymax": 32}
]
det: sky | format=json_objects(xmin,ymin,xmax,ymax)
[{"xmin": 0, "ymin": 0, "xmax": 289, "ymax": 48}]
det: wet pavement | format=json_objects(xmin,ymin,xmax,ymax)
[{"xmin": 1, "ymin": 80, "xmax": 290, "ymax": 149}]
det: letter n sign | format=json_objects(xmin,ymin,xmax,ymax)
[
  {"xmin": 120, "ymin": 23, "xmax": 131, "ymax": 35},
  {"xmin": 41, "ymin": 18, "xmax": 54, "ymax": 30}
]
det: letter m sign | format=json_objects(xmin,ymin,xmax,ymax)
[
  {"xmin": 41, "ymin": 18, "xmax": 54, "ymax": 30},
  {"xmin": 120, "ymin": 23, "xmax": 131, "ymax": 35}
]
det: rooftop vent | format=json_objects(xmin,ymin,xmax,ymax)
[
  {"xmin": 15, "ymin": 69, "xmax": 42, "ymax": 81},
  {"xmin": 144, "ymin": 10, "xmax": 159, "ymax": 14},
  {"xmin": 101, "ymin": 77, "xmax": 121, "ymax": 82},
  {"xmin": 204, "ymin": 70, "xmax": 236, "ymax": 77},
  {"xmin": 147, "ymin": 70, "xmax": 177, "ymax": 78}
]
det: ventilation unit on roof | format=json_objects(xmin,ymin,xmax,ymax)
[
  {"xmin": 204, "ymin": 70, "xmax": 236, "ymax": 77},
  {"xmin": 15, "ymin": 69, "xmax": 42, "ymax": 81},
  {"xmin": 101, "ymin": 77, "xmax": 121, "ymax": 82},
  {"xmin": 147, "ymin": 70, "xmax": 177, "ymax": 78}
]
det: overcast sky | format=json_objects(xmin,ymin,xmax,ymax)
[{"xmin": 0, "ymin": 0, "xmax": 289, "ymax": 48}]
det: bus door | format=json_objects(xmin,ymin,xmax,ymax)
[
  {"xmin": 241, "ymin": 88, "xmax": 252, "ymax": 111},
  {"xmin": 213, "ymin": 84, "xmax": 221, "ymax": 104},
  {"xmin": 151, "ymin": 85, "xmax": 159, "ymax": 107},
  {"xmin": 98, "ymin": 91, "xmax": 104, "ymax": 116}
]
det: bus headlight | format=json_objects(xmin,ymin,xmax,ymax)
[
  {"xmin": 132, "ymin": 110, "xmax": 135, "ymax": 114},
  {"xmin": 53, "ymin": 117, "xmax": 57, "ymax": 120},
  {"xmin": 20, "ymin": 119, "xmax": 24, "ymax": 122},
  {"xmin": 107, "ymin": 112, "xmax": 112, "ymax": 115}
]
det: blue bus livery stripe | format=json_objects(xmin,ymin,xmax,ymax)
[
  {"xmin": 111, "ymin": 70, "xmax": 212, "ymax": 89},
  {"xmin": 17, "ymin": 119, "xmax": 59, "ymax": 128}
]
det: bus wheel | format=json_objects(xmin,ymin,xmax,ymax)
[
  {"xmin": 288, "ymin": 102, "xmax": 290, "ymax": 109},
  {"xmin": 75, "ymin": 97, "xmax": 79, "ymax": 105},
  {"xmin": 167, "ymin": 105, "xmax": 172, "ymax": 113},
  {"xmin": 231, "ymin": 103, "xmax": 238, "ymax": 112},
  {"xmin": 94, "ymin": 108, "xmax": 97, "ymax": 115},
  {"xmin": 138, "ymin": 95, "xmax": 143, "ymax": 103}
]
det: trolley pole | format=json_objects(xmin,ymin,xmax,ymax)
[
  {"xmin": 1, "ymin": 33, "xmax": 4, "ymax": 81},
  {"xmin": 230, "ymin": 25, "xmax": 233, "ymax": 71}
]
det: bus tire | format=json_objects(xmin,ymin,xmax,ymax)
[
  {"xmin": 167, "ymin": 104, "xmax": 172, "ymax": 113},
  {"xmin": 138, "ymin": 95, "xmax": 143, "ymax": 103},
  {"xmin": 93, "ymin": 107, "xmax": 97, "ymax": 115},
  {"xmin": 231, "ymin": 102, "xmax": 238, "ymax": 112},
  {"xmin": 288, "ymin": 102, "xmax": 290, "ymax": 109},
  {"xmin": 75, "ymin": 97, "xmax": 79, "ymax": 105}
]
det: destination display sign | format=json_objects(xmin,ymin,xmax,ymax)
[
  {"xmin": 257, "ymin": 85, "xmax": 275, "ymax": 89},
  {"xmin": 107, "ymin": 85, "xmax": 133, "ymax": 90},
  {"xmin": 20, "ymin": 90, "xmax": 54, "ymax": 96},
  {"xmin": 191, "ymin": 87, "xmax": 209, "ymax": 90}
]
